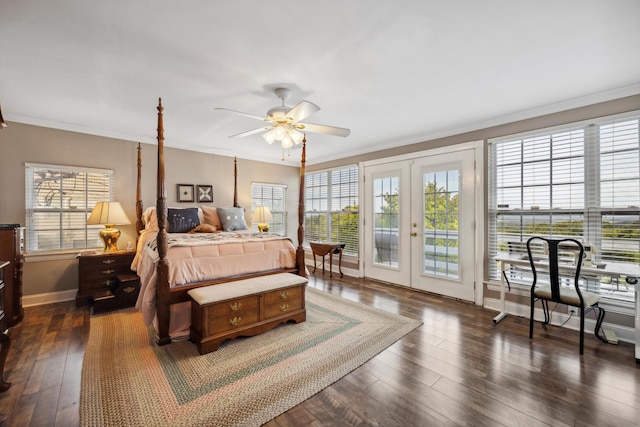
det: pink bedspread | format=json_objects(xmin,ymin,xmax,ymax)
[{"xmin": 132, "ymin": 230, "xmax": 297, "ymax": 339}]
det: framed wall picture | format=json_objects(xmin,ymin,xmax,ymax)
[
  {"xmin": 197, "ymin": 185, "xmax": 213, "ymax": 203},
  {"xmin": 177, "ymin": 184, "xmax": 194, "ymax": 202}
]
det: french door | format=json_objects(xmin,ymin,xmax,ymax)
[{"xmin": 363, "ymin": 149, "xmax": 476, "ymax": 301}]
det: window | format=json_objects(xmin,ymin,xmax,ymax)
[
  {"xmin": 25, "ymin": 163, "xmax": 114, "ymax": 253},
  {"xmin": 488, "ymin": 112, "xmax": 640, "ymax": 303},
  {"xmin": 251, "ymin": 182, "xmax": 287, "ymax": 234},
  {"xmin": 304, "ymin": 165, "xmax": 359, "ymax": 256}
]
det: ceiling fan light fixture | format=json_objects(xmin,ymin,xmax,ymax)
[
  {"xmin": 273, "ymin": 124, "xmax": 286, "ymax": 140},
  {"xmin": 289, "ymin": 127, "xmax": 304, "ymax": 145},
  {"xmin": 217, "ymin": 87, "xmax": 350, "ymax": 159},
  {"xmin": 263, "ymin": 129, "xmax": 277, "ymax": 144},
  {"xmin": 281, "ymin": 133, "xmax": 294, "ymax": 149}
]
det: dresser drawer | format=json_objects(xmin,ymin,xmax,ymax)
[
  {"xmin": 264, "ymin": 285, "xmax": 305, "ymax": 318},
  {"xmin": 204, "ymin": 295, "xmax": 260, "ymax": 335}
]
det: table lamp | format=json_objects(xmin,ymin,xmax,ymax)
[
  {"xmin": 252, "ymin": 206, "xmax": 273, "ymax": 232},
  {"xmin": 87, "ymin": 201, "xmax": 131, "ymax": 252}
]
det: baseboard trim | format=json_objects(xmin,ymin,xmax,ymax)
[
  {"xmin": 484, "ymin": 297, "xmax": 635, "ymax": 344},
  {"xmin": 23, "ymin": 289, "xmax": 77, "ymax": 307},
  {"xmin": 304, "ymin": 262, "xmax": 359, "ymax": 279}
]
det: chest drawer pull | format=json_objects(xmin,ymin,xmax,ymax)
[
  {"xmin": 229, "ymin": 302, "xmax": 241, "ymax": 311},
  {"xmin": 102, "ymin": 269, "xmax": 115, "ymax": 275},
  {"xmin": 279, "ymin": 291, "xmax": 289, "ymax": 299},
  {"xmin": 228, "ymin": 316, "xmax": 242, "ymax": 326},
  {"xmin": 279, "ymin": 304, "xmax": 289, "ymax": 312},
  {"xmin": 102, "ymin": 259, "xmax": 115, "ymax": 265}
]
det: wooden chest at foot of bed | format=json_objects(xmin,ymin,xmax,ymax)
[{"xmin": 188, "ymin": 273, "xmax": 308, "ymax": 355}]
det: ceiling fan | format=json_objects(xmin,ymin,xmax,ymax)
[{"xmin": 215, "ymin": 88, "xmax": 350, "ymax": 151}]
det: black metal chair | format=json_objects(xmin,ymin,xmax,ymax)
[{"xmin": 526, "ymin": 236, "xmax": 606, "ymax": 355}]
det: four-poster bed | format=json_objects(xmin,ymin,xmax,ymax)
[{"xmin": 133, "ymin": 99, "xmax": 308, "ymax": 346}]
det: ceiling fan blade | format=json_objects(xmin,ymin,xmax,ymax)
[
  {"xmin": 229, "ymin": 126, "xmax": 273, "ymax": 138},
  {"xmin": 297, "ymin": 122, "xmax": 351, "ymax": 137},
  {"xmin": 215, "ymin": 107, "xmax": 268, "ymax": 122},
  {"xmin": 286, "ymin": 100, "xmax": 320, "ymax": 124}
]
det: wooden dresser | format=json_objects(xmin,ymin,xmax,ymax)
[
  {"xmin": 0, "ymin": 224, "xmax": 24, "ymax": 327},
  {"xmin": 0, "ymin": 260, "xmax": 12, "ymax": 391},
  {"xmin": 76, "ymin": 250, "xmax": 137, "ymax": 310}
]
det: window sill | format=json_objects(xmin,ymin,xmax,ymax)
[{"xmin": 24, "ymin": 248, "xmax": 101, "ymax": 263}]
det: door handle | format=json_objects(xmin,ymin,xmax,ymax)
[{"xmin": 410, "ymin": 232, "xmax": 417, "ymax": 237}]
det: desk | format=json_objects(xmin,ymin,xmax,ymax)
[
  {"xmin": 494, "ymin": 253, "xmax": 640, "ymax": 362},
  {"xmin": 310, "ymin": 242, "xmax": 345, "ymax": 278}
]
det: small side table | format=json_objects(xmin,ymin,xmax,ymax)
[{"xmin": 310, "ymin": 241, "xmax": 345, "ymax": 278}]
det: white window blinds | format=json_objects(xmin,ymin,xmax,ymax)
[
  {"xmin": 25, "ymin": 163, "xmax": 114, "ymax": 253},
  {"xmin": 305, "ymin": 165, "xmax": 359, "ymax": 256},
  {"xmin": 488, "ymin": 112, "xmax": 640, "ymax": 302}
]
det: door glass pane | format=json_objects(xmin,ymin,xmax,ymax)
[
  {"xmin": 423, "ymin": 169, "xmax": 459, "ymax": 278},
  {"xmin": 373, "ymin": 176, "xmax": 399, "ymax": 267}
]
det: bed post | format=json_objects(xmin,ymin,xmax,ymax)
[
  {"xmin": 233, "ymin": 157, "xmax": 240, "ymax": 208},
  {"xmin": 135, "ymin": 143, "xmax": 144, "ymax": 238},
  {"xmin": 297, "ymin": 136, "xmax": 307, "ymax": 277},
  {"xmin": 155, "ymin": 98, "xmax": 171, "ymax": 346}
]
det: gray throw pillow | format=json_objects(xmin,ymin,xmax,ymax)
[{"xmin": 217, "ymin": 207, "xmax": 248, "ymax": 231}]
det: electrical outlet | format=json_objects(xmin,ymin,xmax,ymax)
[{"xmin": 568, "ymin": 307, "xmax": 577, "ymax": 316}]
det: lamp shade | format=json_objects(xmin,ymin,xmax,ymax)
[
  {"xmin": 252, "ymin": 206, "xmax": 273, "ymax": 232},
  {"xmin": 251, "ymin": 206, "xmax": 273, "ymax": 223},
  {"xmin": 87, "ymin": 201, "xmax": 131, "ymax": 225}
]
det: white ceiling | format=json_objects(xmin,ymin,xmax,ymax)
[{"xmin": 2, "ymin": 1, "xmax": 639, "ymax": 166}]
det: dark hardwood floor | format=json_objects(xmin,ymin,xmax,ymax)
[{"xmin": 1, "ymin": 274, "xmax": 639, "ymax": 426}]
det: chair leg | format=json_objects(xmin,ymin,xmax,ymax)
[
  {"xmin": 529, "ymin": 297, "xmax": 535, "ymax": 339},
  {"xmin": 594, "ymin": 305, "xmax": 607, "ymax": 343},
  {"xmin": 579, "ymin": 307, "xmax": 585, "ymax": 355},
  {"xmin": 542, "ymin": 300, "xmax": 550, "ymax": 325}
]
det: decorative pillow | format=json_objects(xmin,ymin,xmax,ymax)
[
  {"xmin": 141, "ymin": 206, "xmax": 159, "ymax": 231},
  {"xmin": 189, "ymin": 223, "xmax": 218, "ymax": 233},
  {"xmin": 200, "ymin": 205, "xmax": 222, "ymax": 229},
  {"xmin": 168, "ymin": 207, "xmax": 200, "ymax": 233},
  {"xmin": 217, "ymin": 207, "xmax": 248, "ymax": 231}
]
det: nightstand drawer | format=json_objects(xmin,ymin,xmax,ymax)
[
  {"xmin": 80, "ymin": 264, "xmax": 131, "ymax": 281},
  {"xmin": 80, "ymin": 256, "xmax": 132, "ymax": 270}
]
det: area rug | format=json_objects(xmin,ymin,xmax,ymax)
[{"xmin": 80, "ymin": 287, "xmax": 422, "ymax": 426}]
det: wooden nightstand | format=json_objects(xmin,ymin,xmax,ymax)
[{"xmin": 76, "ymin": 250, "xmax": 139, "ymax": 313}]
